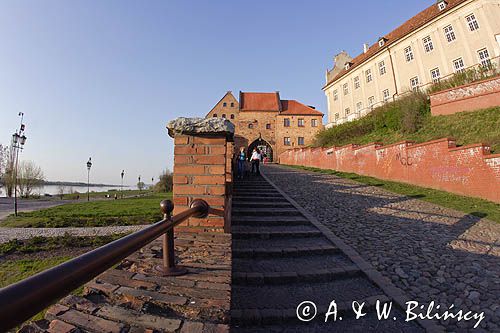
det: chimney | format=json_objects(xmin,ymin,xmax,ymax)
[{"xmin": 363, "ymin": 43, "xmax": 369, "ymax": 53}]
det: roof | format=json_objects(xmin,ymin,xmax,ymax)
[
  {"xmin": 207, "ymin": 91, "xmax": 237, "ymax": 115},
  {"xmin": 280, "ymin": 100, "xmax": 323, "ymax": 116},
  {"xmin": 239, "ymin": 92, "xmax": 281, "ymax": 111},
  {"xmin": 324, "ymin": 0, "xmax": 469, "ymax": 88}
]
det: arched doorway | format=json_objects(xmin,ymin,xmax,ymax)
[{"xmin": 248, "ymin": 138, "xmax": 273, "ymax": 162}]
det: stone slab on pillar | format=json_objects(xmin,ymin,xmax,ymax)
[{"xmin": 167, "ymin": 117, "xmax": 235, "ymax": 233}]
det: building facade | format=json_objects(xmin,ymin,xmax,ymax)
[
  {"xmin": 206, "ymin": 91, "xmax": 324, "ymax": 160},
  {"xmin": 323, "ymin": 0, "xmax": 500, "ymax": 127}
]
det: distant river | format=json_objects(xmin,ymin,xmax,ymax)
[{"xmin": 0, "ymin": 185, "xmax": 129, "ymax": 197}]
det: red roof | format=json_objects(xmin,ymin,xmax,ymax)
[
  {"xmin": 324, "ymin": 0, "xmax": 468, "ymax": 88},
  {"xmin": 280, "ymin": 100, "xmax": 323, "ymax": 116},
  {"xmin": 239, "ymin": 92, "xmax": 281, "ymax": 111}
]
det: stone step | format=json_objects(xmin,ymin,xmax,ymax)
[
  {"xmin": 232, "ymin": 208, "xmax": 299, "ymax": 216},
  {"xmin": 232, "ymin": 196, "xmax": 287, "ymax": 202},
  {"xmin": 232, "ymin": 192, "xmax": 281, "ymax": 197},
  {"xmin": 232, "ymin": 201, "xmax": 293, "ymax": 209},
  {"xmin": 232, "ymin": 215, "xmax": 311, "ymax": 226},
  {"xmin": 231, "ymin": 225, "xmax": 321, "ymax": 239},
  {"xmin": 231, "ymin": 279, "xmax": 387, "ymax": 325},
  {"xmin": 232, "ymin": 237, "xmax": 339, "ymax": 258}
]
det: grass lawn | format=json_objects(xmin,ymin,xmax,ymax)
[
  {"xmin": 60, "ymin": 189, "xmax": 150, "ymax": 200},
  {"xmin": 2, "ymin": 192, "xmax": 172, "ymax": 228},
  {"xmin": 286, "ymin": 165, "xmax": 500, "ymax": 223},
  {"xmin": 316, "ymin": 107, "xmax": 500, "ymax": 152}
]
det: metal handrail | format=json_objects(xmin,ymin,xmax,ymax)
[{"xmin": 0, "ymin": 198, "xmax": 210, "ymax": 332}]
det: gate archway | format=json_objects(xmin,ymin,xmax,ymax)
[{"xmin": 248, "ymin": 138, "xmax": 273, "ymax": 162}]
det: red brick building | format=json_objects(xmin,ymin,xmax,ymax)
[{"xmin": 206, "ymin": 91, "xmax": 324, "ymax": 160}]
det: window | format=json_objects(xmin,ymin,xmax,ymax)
[
  {"xmin": 423, "ymin": 36, "xmax": 434, "ymax": 52},
  {"xmin": 298, "ymin": 119, "xmax": 305, "ymax": 127},
  {"xmin": 335, "ymin": 113, "xmax": 339, "ymax": 120},
  {"xmin": 466, "ymin": 14, "xmax": 479, "ymax": 31},
  {"xmin": 379, "ymin": 61, "xmax": 386, "ymax": 75},
  {"xmin": 404, "ymin": 46, "xmax": 414, "ymax": 62},
  {"xmin": 378, "ymin": 39, "xmax": 385, "ymax": 47},
  {"xmin": 356, "ymin": 102, "xmax": 363, "ymax": 111},
  {"xmin": 365, "ymin": 69, "xmax": 372, "ymax": 83},
  {"xmin": 284, "ymin": 118, "xmax": 290, "ymax": 127},
  {"xmin": 230, "ymin": 114, "xmax": 235, "ymax": 119},
  {"xmin": 354, "ymin": 76, "xmax": 360, "ymax": 89},
  {"xmin": 266, "ymin": 123, "xmax": 271, "ymax": 130},
  {"xmin": 368, "ymin": 96, "xmax": 375, "ymax": 108},
  {"xmin": 438, "ymin": 1, "xmax": 446, "ymax": 11},
  {"xmin": 383, "ymin": 89, "xmax": 390, "ymax": 102},
  {"xmin": 444, "ymin": 25, "xmax": 456, "ymax": 43},
  {"xmin": 222, "ymin": 114, "xmax": 226, "ymax": 118},
  {"xmin": 213, "ymin": 114, "xmax": 217, "ymax": 117},
  {"xmin": 333, "ymin": 90, "xmax": 338, "ymax": 101},
  {"xmin": 230, "ymin": 102, "xmax": 235, "ymax": 107},
  {"xmin": 223, "ymin": 102, "xmax": 227, "ymax": 107},
  {"xmin": 343, "ymin": 83, "xmax": 349, "ymax": 95},
  {"xmin": 248, "ymin": 123, "xmax": 254, "ymax": 129},
  {"xmin": 478, "ymin": 48, "xmax": 491, "ymax": 67},
  {"xmin": 410, "ymin": 77, "xmax": 420, "ymax": 91},
  {"xmin": 311, "ymin": 119, "xmax": 318, "ymax": 127},
  {"xmin": 298, "ymin": 137, "xmax": 305, "ymax": 146},
  {"xmin": 430, "ymin": 68, "xmax": 441, "ymax": 83},
  {"xmin": 345, "ymin": 108, "xmax": 350, "ymax": 115},
  {"xmin": 284, "ymin": 137, "xmax": 291, "ymax": 146},
  {"xmin": 453, "ymin": 57, "xmax": 465, "ymax": 73}
]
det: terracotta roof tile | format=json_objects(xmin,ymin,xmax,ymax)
[
  {"xmin": 240, "ymin": 92, "xmax": 281, "ymax": 111},
  {"xmin": 324, "ymin": 0, "xmax": 469, "ymax": 88},
  {"xmin": 280, "ymin": 100, "xmax": 323, "ymax": 116}
]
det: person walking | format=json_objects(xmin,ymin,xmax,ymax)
[
  {"xmin": 237, "ymin": 147, "xmax": 246, "ymax": 179},
  {"xmin": 250, "ymin": 148, "xmax": 261, "ymax": 175}
]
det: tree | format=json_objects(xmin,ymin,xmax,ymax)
[
  {"xmin": 154, "ymin": 169, "xmax": 173, "ymax": 193},
  {"xmin": 0, "ymin": 144, "xmax": 8, "ymax": 190},
  {"xmin": 17, "ymin": 160, "xmax": 45, "ymax": 198},
  {"xmin": 0, "ymin": 145, "xmax": 15, "ymax": 197},
  {"xmin": 137, "ymin": 181, "xmax": 145, "ymax": 191},
  {"xmin": 57, "ymin": 185, "xmax": 66, "ymax": 199}
]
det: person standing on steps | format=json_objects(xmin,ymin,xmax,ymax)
[
  {"xmin": 249, "ymin": 147, "xmax": 261, "ymax": 176},
  {"xmin": 237, "ymin": 147, "xmax": 247, "ymax": 179}
]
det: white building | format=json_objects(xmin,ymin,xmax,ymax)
[{"xmin": 323, "ymin": 0, "xmax": 500, "ymax": 127}]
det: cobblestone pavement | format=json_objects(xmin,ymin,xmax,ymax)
[
  {"xmin": 20, "ymin": 233, "xmax": 231, "ymax": 333},
  {"xmin": 263, "ymin": 164, "xmax": 500, "ymax": 332},
  {"xmin": 0, "ymin": 225, "xmax": 149, "ymax": 244}
]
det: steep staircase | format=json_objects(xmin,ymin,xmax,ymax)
[{"xmin": 230, "ymin": 176, "xmax": 423, "ymax": 332}]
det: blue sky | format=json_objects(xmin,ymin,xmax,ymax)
[{"xmin": 0, "ymin": 0, "xmax": 433, "ymax": 184}]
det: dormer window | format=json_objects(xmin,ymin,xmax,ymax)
[
  {"xmin": 378, "ymin": 37, "xmax": 387, "ymax": 47},
  {"xmin": 438, "ymin": 1, "xmax": 447, "ymax": 11},
  {"xmin": 344, "ymin": 62, "xmax": 352, "ymax": 70}
]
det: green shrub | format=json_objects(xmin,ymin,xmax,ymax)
[{"xmin": 427, "ymin": 65, "xmax": 499, "ymax": 94}]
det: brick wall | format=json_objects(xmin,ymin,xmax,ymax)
[
  {"xmin": 430, "ymin": 76, "xmax": 500, "ymax": 116},
  {"xmin": 172, "ymin": 134, "xmax": 232, "ymax": 232},
  {"xmin": 279, "ymin": 138, "xmax": 500, "ymax": 203}
]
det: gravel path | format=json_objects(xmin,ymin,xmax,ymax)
[
  {"xmin": 0, "ymin": 225, "xmax": 149, "ymax": 244},
  {"xmin": 263, "ymin": 164, "xmax": 500, "ymax": 332}
]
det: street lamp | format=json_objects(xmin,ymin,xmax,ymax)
[
  {"xmin": 11, "ymin": 113, "xmax": 27, "ymax": 216},
  {"xmin": 121, "ymin": 170, "xmax": 125, "ymax": 199},
  {"xmin": 138, "ymin": 175, "xmax": 141, "ymax": 193},
  {"xmin": 151, "ymin": 177, "xmax": 154, "ymax": 190},
  {"xmin": 86, "ymin": 157, "xmax": 92, "ymax": 201}
]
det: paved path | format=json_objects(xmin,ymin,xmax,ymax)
[
  {"xmin": 0, "ymin": 197, "xmax": 71, "ymax": 221},
  {"xmin": 0, "ymin": 225, "xmax": 150, "ymax": 243},
  {"xmin": 230, "ymin": 175, "xmax": 425, "ymax": 332},
  {"xmin": 263, "ymin": 164, "xmax": 500, "ymax": 332}
]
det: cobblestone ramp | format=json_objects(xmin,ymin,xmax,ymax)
[
  {"xmin": 230, "ymin": 176, "xmax": 425, "ymax": 332},
  {"xmin": 20, "ymin": 233, "xmax": 231, "ymax": 333}
]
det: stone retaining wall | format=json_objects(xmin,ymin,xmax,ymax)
[{"xmin": 279, "ymin": 138, "xmax": 500, "ymax": 203}]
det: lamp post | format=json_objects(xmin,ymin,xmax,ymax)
[
  {"xmin": 86, "ymin": 158, "xmax": 92, "ymax": 201},
  {"xmin": 151, "ymin": 177, "xmax": 154, "ymax": 190},
  {"xmin": 138, "ymin": 175, "xmax": 141, "ymax": 193},
  {"xmin": 11, "ymin": 113, "xmax": 27, "ymax": 216},
  {"xmin": 121, "ymin": 170, "xmax": 124, "ymax": 199}
]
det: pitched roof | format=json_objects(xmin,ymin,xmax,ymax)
[
  {"xmin": 324, "ymin": 0, "xmax": 469, "ymax": 88},
  {"xmin": 280, "ymin": 100, "xmax": 323, "ymax": 116},
  {"xmin": 239, "ymin": 92, "xmax": 281, "ymax": 111},
  {"xmin": 207, "ymin": 91, "xmax": 237, "ymax": 115}
]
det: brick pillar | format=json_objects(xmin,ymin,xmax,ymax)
[{"xmin": 167, "ymin": 118, "xmax": 234, "ymax": 233}]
